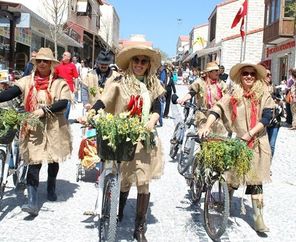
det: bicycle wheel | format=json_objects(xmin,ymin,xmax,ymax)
[
  {"xmin": 169, "ymin": 122, "xmax": 185, "ymax": 159},
  {"xmin": 204, "ymin": 177, "xmax": 229, "ymax": 241},
  {"xmin": 12, "ymin": 148, "xmax": 27, "ymax": 188},
  {"xmin": 189, "ymin": 159, "xmax": 204, "ymax": 204},
  {"xmin": 99, "ymin": 174, "xmax": 119, "ymax": 242},
  {"xmin": 0, "ymin": 150, "xmax": 7, "ymax": 200}
]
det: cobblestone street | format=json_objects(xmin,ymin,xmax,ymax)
[{"xmin": 0, "ymin": 85, "xmax": 296, "ymax": 242}]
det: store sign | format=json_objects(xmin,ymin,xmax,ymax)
[
  {"xmin": 0, "ymin": 13, "xmax": 30, "ymax": 28},
  {"xmin": 266, "ymin": 40, "xmax": 295, "ymax": 58}
]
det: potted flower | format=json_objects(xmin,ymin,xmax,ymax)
[
  {"xmin": 88, "ymin": 109, "xmax": 148, "ymax": 161},
  {"xmin": 196, "ymin": 136, "xmax": 253, "ymax": 179}
]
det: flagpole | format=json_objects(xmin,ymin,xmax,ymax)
[
  {"xmin": 242, "ymin": 0, "xmax": 248, "ymax": 61},
  {"xmin": 240, "ymin": 33, "xmax": 244, "ymax": 63}
]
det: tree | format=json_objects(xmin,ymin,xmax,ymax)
[{"xmin": 42, "ymin": 0, "xmax": 69, "ymax": 58}]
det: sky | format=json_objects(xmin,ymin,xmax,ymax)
[{"xmin": 106, "ymin": 0, "xmax": 222, "ymax": 57}]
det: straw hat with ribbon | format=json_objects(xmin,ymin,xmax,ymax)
[
  {"xmin": 229, "ymin": 62, "xmax": 267, "ymax": 84},
  {"xmin": 116, "ymin": 45, "xmax": 161, "ymax": 73},
  {"xmin": 31, "ymin": 48, "xmax": 59, "ymax": 66}
]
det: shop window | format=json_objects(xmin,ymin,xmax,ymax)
[
  {"xmin": 284, "ymin": 0, "xmax": 296, "ymax": 18},
  {"xmin": 209, "ymin": 13, "xmax": 216, "ymax": 41},
  {"xmin": 270, "ymin": 0, "xmax": 275, "ymax": 23}
]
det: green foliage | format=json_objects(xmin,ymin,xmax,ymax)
[
  {"xmin": 0, "ymin": 108, "xmax": 43, "ymax": 137},
  {"xmin": 88, "ymin": 109, "xmax": 148, "ymax": 151},
  {"xmin": 196, "ymin": 136, "xmax": 253, "ymax": 178}
]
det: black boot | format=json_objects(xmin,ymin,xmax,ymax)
[
  {"xmin": 118, "ymin": 191, "xmax": 129, "ymax": 222},
  {"xmin": 47, "ymin": 176, "xmax": 57, "ymax": 201},
  {"xmin": 133, "ymin": 193, "xmax": 150, "ymax": 242},
  {"xmin": 22, "ymin": 185, "xmax": 39, "ymax": 216}
]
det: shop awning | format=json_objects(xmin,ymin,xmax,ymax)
[{"xmin": 196, "ymin": 45, "xmax": 221, "ymax": 57}]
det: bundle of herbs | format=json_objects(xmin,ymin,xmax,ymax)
[
  {"xmin": 0, "ymin": 107, "xmax": 43, "ymax": 139},
  {"xmin": 196, "ymin": 136, "xmax": 253, "ymax": 178}
]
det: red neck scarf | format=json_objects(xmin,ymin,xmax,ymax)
[
  {"xmin": 244, "ymin": 91, "xmax": 258, "ymax": 148},
  {"xmin": 206, "ymin": 80, "xmax": 223, "ymax": 108},
  {"xmin": 25, "ymin": 72, "xmax": 53, "ymax": 112}
]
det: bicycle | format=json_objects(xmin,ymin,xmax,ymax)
[
  {"xmin": 185, "ymin": 134, "xmax": 230, "ymax": 241},
  {"xmin": 84, "ymin": 134, "xmax": 137, "ymax": 242},
  {"xmin": 169, "ymin": 94, "xmax": 198, "ymax": 161},
  {"xmin": 0, "ymin": 128, "xmax": 27, "ymax": 204}
]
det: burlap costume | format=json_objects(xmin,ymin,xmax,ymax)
[
  {"xmin": 15, "ymin": 76, "xmax": 72, "ymax": 164},
  {"xmin": 190, "ymin": 78, "xmax": 228, "ymax": 135},
  {"xmin": 81, "ymin": 69, "xmax": 121, "ymax": 106},
  {"xmin": 212, "ymin": 88, "xmax": 275, "ymax": 186},
  {"xmin": 100, "ymin": 76, "xmax": 165, "ymax": 186}
]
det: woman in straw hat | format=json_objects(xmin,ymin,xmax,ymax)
[
  {"xmin": 177, "ymin": 61, "xmax": 227, "ymax": 132},
  {"xmin": 0, "ymin": 48, "xmax": 72, "ymax": 216},
  {"xmin": 90, "ymin": 45, "xmax": 165, "ymax": 241},
  {"xmin": 198, "ymin": 62, "xmax": 275, "ymax": 233}
]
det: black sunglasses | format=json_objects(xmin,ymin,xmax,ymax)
[
  {"xmin": 132, "ymin": 57, "xmax": 150, "ymax": 65},
  {"xmin": 36, "ymin": 59, "xmax": 51, "ymax": 64},
  {"xmin": 241, "ymin": 71, "xmax": 256, "ymax": 77}
]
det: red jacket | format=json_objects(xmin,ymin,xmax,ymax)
[{"xmin": 55, "ymin": 62, "xmax": 79, "ymax": 92}]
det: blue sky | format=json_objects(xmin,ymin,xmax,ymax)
[{"xmin": 107, "ymin": 0, "xmax": 222, "ymax": 57}]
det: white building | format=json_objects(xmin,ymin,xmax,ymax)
[{"xmin": 197, "ymin": 0, "xmax": 265, "ymax": 73}]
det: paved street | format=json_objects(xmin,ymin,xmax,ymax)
[{"xmin": 0, "ymin": 85, "xmax": 296, "ymax": 242}]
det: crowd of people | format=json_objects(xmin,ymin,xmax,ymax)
[{"xmin": 1, "ymin": 44, "xmax": 296, "ymax": 241}]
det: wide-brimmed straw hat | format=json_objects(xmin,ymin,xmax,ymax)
[
  {"xmin": 31, "ymin": 48, "xmax": 59, "ymax": 66},
  {"xmin": 229, "ymin": 61, "xmax": 267, "ymax": 83},
  {"xmin": 203, "ymin": 62, "xmax": 220, "ymax": 73},
  {"xmin": 116, "ymin": 45, "xmax": 161, "ymax": 73}
]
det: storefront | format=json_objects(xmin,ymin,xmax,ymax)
[{"xmin": 265, "ymin": 38, "xmax": 296, "ymax": 84}]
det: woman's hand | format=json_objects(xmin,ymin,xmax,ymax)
[
  {"xmin": 241, "ymin": 132, "xmax": 253, "ymax": 142},
  {"xmin": 145, "ymin": 121, "xmax": 155, "ymax": 132},
  {"xmin": 84, "ymin": 103, "xmax": 92, "ymax": 110},
  {"xmin": 197, "ymin": 127, "xmax": 210, "ymax": 138},
  {"xmin": 32, "ymin": 108, "xmax": 45, "ymax": 118},
  {"xmin": 77, "ymin": 116, "xmax": 87, "ymax": 125}
]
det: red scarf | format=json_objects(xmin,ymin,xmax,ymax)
[
  {"xmin": 206, "ymin": 80, "xmax": 223, "ymax": 108},
  {"xmin": 25, "ymin": 72, "xmax": 53, "ymax": 112},
  {"xmin": 230, "ymin": 91, "xmax": 258, "ymax": 148}
]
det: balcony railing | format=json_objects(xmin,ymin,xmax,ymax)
[{"xmin": 263, "ymin": 17, "xmax": 295, "ymax": 44}]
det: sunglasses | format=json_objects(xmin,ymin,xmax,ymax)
[
  {"xmin": 36, "ymin": 59, "xmax": 51, "ymax": 64},
  {"xmin": 132, "ymin": 57, "xmax": 150, "ymax": 65},
  {"xmin": 266, "ymin": 73, "xmax": 272, "ymax": 77},
  {"xmin": 241, "ymin": 71, "xmax": 256, "ymax": 77}
]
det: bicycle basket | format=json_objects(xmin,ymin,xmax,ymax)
[
  {"xmin": 0, "ymin": 129, "xmax": 17, "ymax": 144},
  {"xmin": 97, "ymin": 135, "xmax": 137, "ymax": 161}
]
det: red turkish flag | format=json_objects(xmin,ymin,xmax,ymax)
[{"xmin": 231, "ymin": 0, "xmax": 248, "ymax": 29}]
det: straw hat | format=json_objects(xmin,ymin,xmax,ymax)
[
  {"xmin": 116, "ymin": 45, "xmax": 161, "ymax": 73},
  {"xmin": 203, "ymin": 62, "xmax": 219, "ymax": 73},
  {"xmin": 31, "ymin": 48, "xmax": 59, "ymax": 66},
  {"xmin": 229, "ymin": 61, "xmax": 267, "ymax": 83}
]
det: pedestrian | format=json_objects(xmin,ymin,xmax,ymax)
[
  {"xmin": 55, "ymin": 51, "xmax": 79, "ymax": 119},
  {"xmin": 285, "ymin": 68, "xmax": 294, "ymax": 126},
  {"xmin": 81, "ymin": 50, "xmax": 119, "ymax": 110},
  {"xmin": 0, "ymin": 48, "xmax": 72, "ymax": 216},
  {"xmin": 22, "ymin": 50, "xmax": 37, "ymax": 77},
  {"xmin": 160, "ymin": 62, "xmax": 176, "ymax": 118},
  {"xmin": 90, "ymin": 45, "xmax": 165, "ymax": 241},
  {"xmin": 264, "ymin": 69, "xmax": 282, "ymax": 158},
  {"xmin": 198, "ymin": 62, "xmax": 275, "ymax": 233},
  {"xmin": 72, "ymin": 56, "xmax": 82, "ymax": 102},
  {"xmin": 219, "ymin": 65, "xmax": 228, "ymax": 82},
  {"xmin": 80, "ymin": 59, "xmax": 90, "ymax": 81},
  {"xmin": 288, "ymin": 68, "xmax": 296, "ymax": 130}
]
